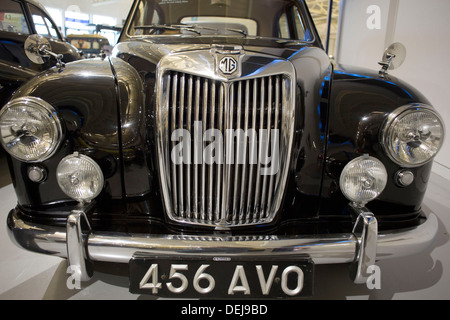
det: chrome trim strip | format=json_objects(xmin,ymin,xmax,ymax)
[{"xmin": 7, "ymin": 209, "xmax": 438, "ymax": 267}]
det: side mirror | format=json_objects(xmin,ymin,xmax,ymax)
[
  {"xmin": 24, "ymin": 34, "xmax": 65, "ymax": 70},
  {"xmin": 378, "ymin": 42, "xmax": 406, "ymax": 77}
]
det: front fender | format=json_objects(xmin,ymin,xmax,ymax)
[
  {"xmin": 9, "ymin": 58, "xmax": 127, "ymax": 207},
  {"xmin": 323, "ymin": 65, "xmax": 433, "ymax": 220}
]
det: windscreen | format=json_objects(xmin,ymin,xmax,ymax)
[{"xmin": 128, "ymin": 0, "xmax": 312, "ymax": 41}]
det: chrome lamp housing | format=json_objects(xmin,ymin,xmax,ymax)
[
  {"xmin": 339, "ymin": 155, "xmax": 388, "ymax": 207},
  {"xmin": 380, "ymin": 104, "xmax": 445, "ymax": 168},
  {"xmin": 57, "ymin": 152, "xmax": 105, "ymax": 203},
  {"xmin": 0, "ymin": 96, "xmax": 63, "ymax": 162}
]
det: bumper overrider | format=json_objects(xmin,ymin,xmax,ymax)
[{"xmin": 7, "ymin": 203, "xmax": 438, "ymax": 286}]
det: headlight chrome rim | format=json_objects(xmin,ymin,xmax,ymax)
[
  {"xmin": 381, "ymin": 104, "xmax": 445, "ymax": 168},
  {"xmin": 0, "ymin": 96, "xmax": 63, "ymax": 162}
]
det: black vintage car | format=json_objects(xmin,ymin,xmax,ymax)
[
  {"xmin": 2, "ymin": 0, "xmax": 444, "ymax": 298},
  {"xmin": 0, "ymin": 0, "xmax": 80, "ymax": 107}
]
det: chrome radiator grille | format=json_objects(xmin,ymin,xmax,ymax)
[{"xmin": 157, "ymin": 67, "xmax": 294, "ymax": 228}]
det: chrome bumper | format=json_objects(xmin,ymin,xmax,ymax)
[{"xmin": 7, "ymin": 205, "xmax": 438, "ymax": 284}]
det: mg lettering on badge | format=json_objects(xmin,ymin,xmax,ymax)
[{"xmin": 219, "ymin": 56, "xmax": 237, "ymax": 74}]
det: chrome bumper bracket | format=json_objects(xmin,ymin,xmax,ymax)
[
  {"xmin": 350, "ymin": 205, "xmax": 378, "ymax": 284},
  {"xmin": 66, "ymin": 210, "xmax": 93, "ymax": 282}
]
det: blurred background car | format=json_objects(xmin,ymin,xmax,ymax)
[
  {"xmin": 0, "ymin": 0, "xmax": 81, "ymax": 107},
  {"xmin": 67, "ymin": 33, "xmax": 112, "ymax": 58}
]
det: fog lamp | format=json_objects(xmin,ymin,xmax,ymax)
[
  {"xmin": 339, "ymin": 155, "xmax": 387, "ymax": 206},
  {"xmin": 57, "ymin": 152, "xmax": 104, "ymax": 202}
]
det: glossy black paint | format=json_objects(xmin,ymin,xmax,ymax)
[
  {"xmin": 10, "ymin": 58, "xmax": 122, "ymax": 206},
  {"xmin": 109, "ymin": 57, "xmax": 152, "ymax": 198},
  {"xmin": 3, "ymin": 0, "xmax": 435, "ymax": 235},
  {"xmin": 0, "ymin": 59, "xmax": 36, "ymax": 107},
  {"xmin": 323, "ymin": 65, "xmax": 432, "ymax": 222}
]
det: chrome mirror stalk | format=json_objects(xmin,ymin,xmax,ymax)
[{"xmin": 24, "ymin": 34, "xmax": 65, "ymax": 71}]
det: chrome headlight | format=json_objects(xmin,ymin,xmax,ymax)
[
  {"xmin": 57, "ymin": 153, "xmax": 104, "ymax": 202},
  {"xmin": 0, "ymin": 97, "xmax": 62, "ymax": 162},
  {"xmin": 340, "ymin": 155, "xmax": 388, "ymax": 206},
  {"xmin": 381, "ymin": 104, "xmax": 445, "ymax": 167}
]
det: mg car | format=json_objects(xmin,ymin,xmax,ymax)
[{"xmin": 2, "ymin": 0, "xmax": 444, "ymax": 298}]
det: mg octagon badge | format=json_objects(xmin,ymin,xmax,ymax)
[{"xmin": 219, "ymin": 56, "xmax": 238, "ymax": 75}]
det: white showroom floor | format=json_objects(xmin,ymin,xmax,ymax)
[{"xmin": 0, "ymin": 163, "xmax": 449, "ymax": 300}]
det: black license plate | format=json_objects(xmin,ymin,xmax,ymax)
[{"xmin": 129, "ymin": 254, "xmax": 313, "ymax": 298}]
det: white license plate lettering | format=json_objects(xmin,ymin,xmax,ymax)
[
  {"xmin": 256, "ymin": 265, "xmax": 278, "ymax": 295},
  {"xmin": 139, "ymin": 263, "xmax": 305, "ymax": 296}
]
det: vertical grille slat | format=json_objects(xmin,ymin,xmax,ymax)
[
  {"xmin": 253, "ymin": 77, "xmax": 265, "ymax": 220},
  {"xmin": 193, "ymin": 77, "xmax": 200, "ymax": 219},
  {"xmin": 260, "ymin": 76, "xmax": 272, "ymax": 218},
  {"xmin": 201, "ymin": 79, "xmax": 208, "ymax": 220},
  {"xmin": 178, "ymin": 74, "xmax": 185, "ymax": 218},
  {"xmin": 222, "ymin": 83, "xmax": 233, "ymax": 222},
  {"xmin": 170, "ymin": 73, "xmax": 178, "ymax": 215},
  {"xmin": 266, "ymin": 76, "xmax": 280, "ymax": 216},
  {"xmin": 215, "ymin": 84, "xmax": 224, "ymax": 221},
  {"xmin": 239, "ymin": 80, "xmax": 251, "ymax": 224},
  {"xmin": 246, "ymin": 78, "xmax": 258, "ymax": 222},
  {"xmin": 159, "ymin": 70, "xmax": 291, "ymax": 228},
  {"xmin": 186, "ymin": 75, "xmax": 193, "ymax": 218},
  {"xmin": 207, "ymin": 81, "xmax": 216, "ymax": 222},
  {"xmin": 232, "ymin": 81, "xmax": 243, "ymax": 223}
]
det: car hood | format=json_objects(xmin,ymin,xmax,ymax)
[{"xmin": 113, "ymin": 36, "xmax": 315, "ymax": 65}]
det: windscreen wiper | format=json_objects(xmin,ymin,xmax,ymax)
[
  {"xmin": 172, "ymin": 24, "xmax": 219, "ymax": 33},
  {"xmin": 134, "ymin": 24, "xmax": 201, "ymax": 35},
  {"xmin": 226, "ymin": 28, "xmax": 248, "ymax": 36},
  {"xmin": 135, "ymin": 24, "xmax": 247, "ymax": 36}
]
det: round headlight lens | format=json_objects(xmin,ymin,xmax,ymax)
[
  {"xmin": 0, "ymin": 97, "xmax": 62, "ymax": 162},
  {"xmin": 57, "ymin": 153, "xmax": 104, "ymax": 202},
  {"xmin": 382, "ymin": 104, "xmax": 444, "ymax": 167},
  {"xmin": 340, "ymin": 156, "xmax": 388, "ymax": 206}
]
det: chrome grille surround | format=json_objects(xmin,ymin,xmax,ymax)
[{"xmin": 156, "ymin": 49, "xmax": 295, "ymax": 229}]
